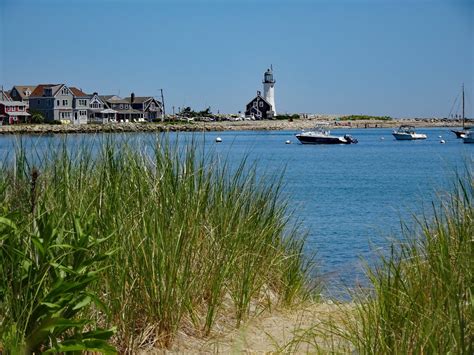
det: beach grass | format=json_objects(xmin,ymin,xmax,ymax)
[
  {"xmin": 0, "ymin": 136, "xmax": 312, "ymax": 352},
  {"xmin": 338, "ymin": 170, "xmax": 474, "ymax": 353}
]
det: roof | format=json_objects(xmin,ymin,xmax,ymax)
[
  {"xmin": 3, "ymin": 111, "xmax": 30, "ymax": 116},
  {"xmin": 115, "ymin": 108, "xmax": 142, "ymax": 114},
  {"xmin": 0, "ymin": 90, "xmax": 12, "ymax": 101},
  {"xmin": 246, "ymin": 93, "xmax": 271, "ymax": 108},
  {"xmin": 101, "ymin": 108, "xmax": 118, "ymax": 114},
  {"xmin": 11, "ymin": 85, "xmax": 36, "ymax": 99},
  {"xmin": 30, "ymin": 84, "xmax": 61, "ymax": 97},
  {"xmin": 108, "ymin": 98, "xmax": 130, "ymax": 104},
  {"xmin": 70, "ymin": 87, "xmax": 88, "ymax": 97},
  {"xmin": 124, "ymin": 96, "xmax": 153, "ymax": 104},
  {"xmin": 100, "ymin": 95, "xmax": 121, "ymax": 102},
  {"xmin": 0, "ymin": 100, "xmax": 27, "ymax": 106}
]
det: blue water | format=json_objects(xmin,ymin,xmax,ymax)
[{"xmin": 0, "ymin": 128, "xmax": 472, "ymax": 294}]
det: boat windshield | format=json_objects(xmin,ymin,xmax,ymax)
[{"xmin": 398, "ymin": 125, "xmax": 415, "ymax": 132}]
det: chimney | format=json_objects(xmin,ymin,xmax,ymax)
[{"xmin": 131, "ymin": 92, "xmax": 135, "ymax": 104}]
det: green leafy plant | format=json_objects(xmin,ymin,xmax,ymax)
[{"xmin": 0, "ymin": 212, "xmax": 116, "ymax": 353}]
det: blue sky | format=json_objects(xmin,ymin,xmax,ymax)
[{"xmin": 0, "ymin": 0, "xmax": 472, "ymax": 117}]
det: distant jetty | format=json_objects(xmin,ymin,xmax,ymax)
[{"xmin": 0, "ymin": 118, "xmax": 465, "ymax": 135}]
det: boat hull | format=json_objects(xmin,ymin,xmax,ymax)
[
  {"xmin": 296, "ymin": 135, "xmax": 350, "ymax": 144},
  {"xmin": 392, "ymin": 133, "xmax": 427, "ymax": 140},
  {"xmin": 452, "ymin": 130, "xmax": 467, "ymax": 138},
  {"xmin": 462, "ymin": 133, "xmax": 474, "ymax": 144}
]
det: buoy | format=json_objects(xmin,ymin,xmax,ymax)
[
  {"xmin": 285, "ymin": 140, "xmax": 291, "ymax": 144},
  {"xmin": 440, "ymin": 139, "xmax": 446, "ymax": 144},
  {"xmin": 380, "ymin": 137, "xmax": 385, "ymax": 140},
  {"xmin": 438, "ymin": 135, "xmax": 442, "ymax": 138},
  {"xmin": 215, "ymin": 137, "xmax": 222, "ymax": 143}
]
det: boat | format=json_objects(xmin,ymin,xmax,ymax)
[
  {"xmin": 451, "ymin": 84, "xmax": 472, "ymax": 138},
  {"xmin": 462, "ymin": 130, "xmax": 474, "ymax": 144},
  {"xmin": 295, "ymin": 125, "xmax": 358, "ymax": 144},
  {"xmin": 392, "ymin": 125, "xmax": 427, "ymax": 140}
]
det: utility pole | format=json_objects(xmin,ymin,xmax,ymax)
[{"xmin": 160, "ymin": 89, "xmax": 166, "ymax": 122}]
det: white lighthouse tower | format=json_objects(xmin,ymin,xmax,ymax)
[{"xmin": 263, "ymin": 66, "xmax": 276, "ymax": 117}]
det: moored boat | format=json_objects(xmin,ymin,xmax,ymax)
[
  {"xmin": 451, "ymin": 84, "xmax": 472, "ymax": 138},
  {"xmin": 295, "ymin": 125, "xmax": 358, "ymax": 144},
  {"xmin": 392, "ymin": 125, "xmax": 427, "ymax": 140},
  {"xmin": 462, "ymin": 131, "xmax": 474, "ymax": 144}
]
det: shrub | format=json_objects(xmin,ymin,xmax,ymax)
[{"xmin": 29, "ymin": 111, "xmax": 45, "ymax": 124}]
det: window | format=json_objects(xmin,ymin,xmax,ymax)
[
  {"xmin": 120, "ymin": 104, "xmax": 123, "ymax": 109},
  {"xmin": 62, "ymin": 100, "xmax": 68, "ymax": 106},
  {"xmin": 56, "ymin": 100, "xmax": 60, "ymax": 106},
  {"xmin": 253, "ymin": 102, "xmax": 257, "ymax": 108},
  {"xmin": 62, "ymin": 88, "xmax": 68, "ymax": 95},
  {"xmin": 259, "ymin": 101, "xmax": 264, "ymax": 107}
]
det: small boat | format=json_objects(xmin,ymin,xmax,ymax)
[
  {"xmin": 462, "ymin": 131, "xmax": 474, "ymax": 144},
  {"xmin": 451, "ymin": 84, "xmax": 472, "ymax": 138},
  {"xmin": 295, "ymin": 125, "xmax": 358, "ymax": 144},
  {"xmin": 392, "ymin": 125, "xmax": 427, "ymax": 140}
]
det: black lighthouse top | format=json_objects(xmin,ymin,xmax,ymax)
[{"xmin": 263, "ymin": 68, "xmax": 275, "ymax": 84}]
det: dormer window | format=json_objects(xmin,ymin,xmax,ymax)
[
  {"xmin": 25, "ymin": 90, "xmax": 31, "ymax": 96},
  {"xmin": 44, "ymin": 88, "xmax": 52, "ymax": 96}
]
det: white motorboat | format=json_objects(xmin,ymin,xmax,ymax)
[
  {"xmin": 392, "ymin": 125, "xmax": 427, "ymax": 140},
  {"xmin": 295, "ymin": 125, "xmax": 358, "ymax": 144}
]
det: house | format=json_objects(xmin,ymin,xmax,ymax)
[
  {"xmin": 0, "ymin": 100, "xmax": 30, "ymax": 125},
  {"xmin": 100, "ymin": 95, "xmax": 143, "ymax": 122},
  {"xmin": 29, "ymin": 84, "xmax": 88, "ymax": 124},
  {"xmin": 9, "ymin": 85, "xmax": 36, "ymax": 109},
  {"xmin": 245, "ymin": 91, "xmax": 273, "ymax": 119},
  {"xmin": 88, "ymin": 93, "xmax": 117, "ymax": 123},
  {"xmin": 70, "ymin": 87, "xmax": 90, "ymax": 124},
  {"xmin": 123, "ymin": 93, "xmax": 163, "ymax": 121}
]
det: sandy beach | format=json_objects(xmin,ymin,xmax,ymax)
[{"xmin": 0, "ymin": 118, "xmax": 465, "ymax": 135}]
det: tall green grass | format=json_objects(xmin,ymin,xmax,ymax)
[
  {"xmin": 344, "ymin": 172, "xmax": 473, "ymax": 353},
  {"xmin": 0, "ymin": 136, "xmax": 311, "ymax": 351}
]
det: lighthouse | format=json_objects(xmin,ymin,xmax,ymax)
[
  {"xmin": 245, "ymin": 66, "xmax": 277, "ymax": 119},
  {"xmin": 263, "ymin": 67, "xmax": 276, "ymax": 116}
]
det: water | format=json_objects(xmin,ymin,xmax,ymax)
[{"xmin": 0, "ymin": 127, "xmax": 472, "ymax": 293}]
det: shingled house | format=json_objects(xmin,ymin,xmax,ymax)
[
  {"xmin": 9, "ymin": 85, "xmax": 36, "ymax": 109},
  {"xmin": 245, "ymin": 91, "xmax": 272, "ymax": 119},
  {"xmin": 29, "ymin": 84, "xmax": 89, "ymax": 124},
  {"xmin": 124, "ymin": 93, "xmax": 163, "ymax": 121}
]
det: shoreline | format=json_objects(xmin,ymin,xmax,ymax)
[{"xmin": 0, "ymin": 118, "xmax": 465, "ymax": 135}]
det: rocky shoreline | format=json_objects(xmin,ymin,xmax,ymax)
[{"xmin": 0, "ymin": 118, "xmax": 464, "ymax": 135}]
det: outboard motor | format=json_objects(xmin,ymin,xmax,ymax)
[{"xmin": 344, "ymin": 135, "xmax": 358, "ymax": 144}]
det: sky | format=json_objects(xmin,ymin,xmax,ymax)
[{"xmin": 0, "ymin": 0, "xmax": 473, "ymax": 117}]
